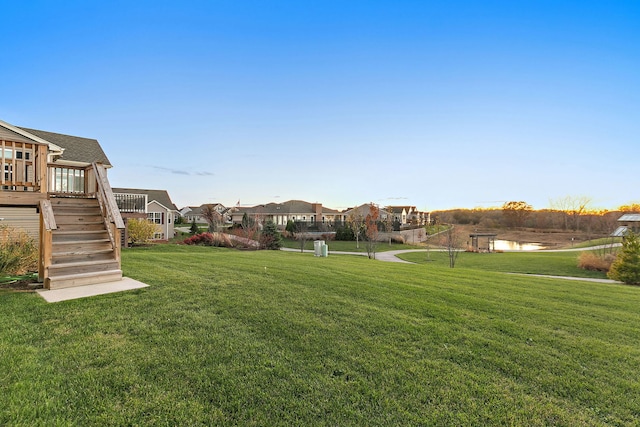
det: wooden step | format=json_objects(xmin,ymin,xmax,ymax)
[
  {"xmin": 51, "ymin": 245, "xmax": 114, "ymax": 265},
  {"xmin": 44, "ymin": 195, "xmax": 123, "ymax": 290},
  {"xmin": 53, "ymin": 239, "xmax": 112, "ymax": 252},
  {"xmin": 54, "ymin": 223, "xmax": 107, "ymax": 232},
  {"xmin": 54, "ymin": 215, "xmax": 104, "ymax": 225},
  {"xmin": 50, "ymin": 197, "xmax": 98, "ymax": 207},
  {"xmin": 46, "ymin": 270, "xmax": 123, "ymax": 290},
  {"xmin": 53, "ymin": 230, "xmax": 110, "ymax": 243},
  {"xmin": 52, "ymin": 207, "xmax": 102, "ymax": 215},
  {"xmin": 48, "ymin": 259, "xmax": 120, "ymax": 277},
  {"xmin": 53, "ymin": 230, "xmax": 110, "ymax": 236}
]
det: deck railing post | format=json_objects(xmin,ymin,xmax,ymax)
[{"xmin": 38, "ymin": 199, "xmax": 56, "ymax": 286}]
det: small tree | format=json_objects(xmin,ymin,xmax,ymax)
[
  {"xmin": 384, "ymin": 207, "xmax": 394, "ymax": 245},
  {"xmin": 364, "ymin": 203, "xmax": 380, "ymax": 259},
  {"xmin": 260, "ymin": 221, "xmax": 282, "ymax": 250},
  {"xmin": 189, "ymin": 219, "xmax": 199, "ymax": 235},
  {"xmin": 127, "ymin": 218, "xmax": 160, "ymax": 246},
  {"xmin": 347, "ymin": 208, "xmax": 364, "ymax": 249},
  {"xmin": 293, "ymin": 220, "xmax": 309, "ymax": 253},
  {"xmin": 202, "ymin": 204, "xmax": 223, "ymax": 232},
  {"xmin": 502, "ymin": 201, "xmax": 533, "ymax": 229},
  {"xmin": 608, "ymin": 232, "xmax": 640, "ymax": 285},
  {"xmin": 440, "ymin": 225, "xmax": 463, "ymax": 268},
  {"xmin": 242, "ymin": 212, "xmax": 253, "ymax": 230}
]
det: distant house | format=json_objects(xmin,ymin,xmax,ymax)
[
  {"xmin": 342, "ymin": 203, "xmax": 392, "ymax": 222},
  {"xmin": 611, "ymin": 213, "xmax": 640, "ymax": 237},
  {"xmin": 181, "ymin": 203, "xmax": 229, "ymax": 224},
  {"xmin": 385, "ymin": 205, "xmax": 430, "ymax": 227},
  {"xmin": 231, "ymin": 200, "xmax": 342, "ymax": 229},
  {"xmin": 112, "ymin": 188, "xmax": 179, "ymax": 243}
]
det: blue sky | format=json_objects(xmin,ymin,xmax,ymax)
[{"xmin": 2, "ymin": 1, "xmax": 638, "ymax": 211}]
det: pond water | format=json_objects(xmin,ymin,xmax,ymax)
[{"xmin": 493, "ymin": 240, "xmax": 546, "ymax": 251}]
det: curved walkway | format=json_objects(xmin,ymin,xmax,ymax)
[{"xmin": 280, "ymin": 246, "xmax": 622, "ymax": 284}]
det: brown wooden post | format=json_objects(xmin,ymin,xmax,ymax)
[
  {"xmin": 112, "ymin": 224, "xmax": 121, "ymax": 268},
  {"xmin": 38, "ymin": 211, "xmax": 45, "ymax": 282},
  {"xmin": 42, "ymin": 229, "xmax": 52, "ymax": 289},
  {"xmin": 37, "ymin": 144, "xmax": 48, "ymax": 193},
  {"xmin": 84, "ymin": 164, "xmax": 93, "ymax": 194},
  {"xmin": 38, "ymin": 199, "xmax": 56, "ymax": 286}
]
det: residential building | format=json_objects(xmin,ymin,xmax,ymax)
[
  {"xmin": 0, "ymin": 119, "xmax": 123, "ymax": 289},
  {"xmin": 112, "ymin": 188, "xmax": 179, "ymax": 243},
  {"xmin": 231, "ymin": 200, "xmax": 342, "ymax": 229},
  {"xmin": 385, "ymin": 205, "xmax": 430, "ymax": 226},
  {"xmin": 181, "ymin": 203, "xmax": 230, "ymax": 224}
]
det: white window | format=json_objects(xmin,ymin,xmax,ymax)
[{"xmin": 148, "ymin": 212, "xmax": 163, "ymax": 224}]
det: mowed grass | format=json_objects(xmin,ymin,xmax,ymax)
[
  {"xmin": 281, "ymin": 238, "xmax": 421, "ymax": 252},
  {"xmin": 1, "ymin": 245, "xmax": 640, "ymax": 425},
  {"xmin": 399, "ymin": 250, "xmax": 610, "ymax": 279}
]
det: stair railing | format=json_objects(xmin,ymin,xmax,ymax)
[
  {"xmin": 38, "ymin": 199, "xmax": 57, "ymax": 283},
  {"xmin": 92, "ymin": 163, "xmax": 125, "ymax": 263}
]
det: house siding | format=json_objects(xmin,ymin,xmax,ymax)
[
  {"xmin": 0, "ymin": 207, "xmax": 39, "ymax": 238},
  {"xmin": 147, "ymin": 200, "xmax": 175, "ymax": 239}
]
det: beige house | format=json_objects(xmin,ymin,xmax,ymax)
[
  {"xmin": 231, "ymin": 200, "xmax": 342, "ymax": 229},
  {"xmin": 180, "ymin": 203, "xmax": 229, "ymax": 224},
  {"xmin": 386, "ymin": 205, "xmax": 430, "ymax": 226},
  {"xmin": 113, "ymin": 188, "xmax": 179, "ymax": 242}
]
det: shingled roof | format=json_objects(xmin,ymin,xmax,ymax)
[
  {"xmin": 237, "ymin": 200, "xmax": 341, "ymax": 215},
  {"xmin": 112, "ymin": 188, "xmax": 178, "ymax": 211},
  {"xmin": 19, "ymin": 127, "xmax": 111, "ymax": 166}
]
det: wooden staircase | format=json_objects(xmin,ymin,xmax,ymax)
[{"xmin": 46, "ymin": 196, "xmax": 122, "ymax": 289}]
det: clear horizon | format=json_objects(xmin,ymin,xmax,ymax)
[{"xmin": 2, "ymin": 1, "xmax": 638, "ymax": 212}]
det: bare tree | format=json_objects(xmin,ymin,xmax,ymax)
[
  {"xmin": 549, "ymin": 195, "xmax": 592, "ymax": 231},
  {"xmin": 440, "ymin": 226, "xmax": 464, "ymax": 268},
  {"xmin": 347, "ymin": 208, "xmax": 365, "ymax": 249},
  {"xmin": 384, "ymin": 207, "xmax": 394, "ymax": 245},
  {"xmin": 364, "ymin": 203, "xmax": 380, "ymax": 259},
  {"xmin": 294, "ymin": 220, "xmax": 309, "ymax": 253},
  {"xmin": 233, "ymin": 212, "xmax": 262, "ymax": 247},
  {"xmin": 202, "ymin": 204, "xmax": 223, "ymax": 232}
]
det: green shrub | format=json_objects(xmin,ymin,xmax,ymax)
[
  {"xmin": 127, "ymin": 218, "xmax": 160, "ymax": 246},
  {"xmin": 608, "ymin": 232, "xmax": 640, "ymax": 285},
  {"xmin": 189, "ymin": 219, "xmax": 199, "ymax": 235},
  {"xmin": 0, "ymin": 225, "xmax": 38, "ymax": 275},
  {"xmin": 260, "ymin": 221, "xmax": 282, "ymax": 250},
  {"xmin": 335, "ymin": 226, "xmax": 355, "ymax": 241}
]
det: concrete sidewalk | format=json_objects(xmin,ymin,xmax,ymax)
[{"xmin": 36, "ymin": 277, "xmax": 149, "ymax": 303}]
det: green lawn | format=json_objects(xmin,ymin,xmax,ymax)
[
  {"xmin": 281, "ymin": 238, "xmax": 421, "ymax": 252},
  {"xmin": 399, "ymin": 249, "xmax": 610, "ymax": 279},
  {"xmin": 566, "ymin": 237, "xmax": 622, "ymax": 249},
  {"xmin": 2, "ymin": 245, "xmax": 640, "ymax": 425}
]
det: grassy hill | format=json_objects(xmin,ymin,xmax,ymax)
[{"xmin": 2, "ymin": 245, "xmax": 639, "ymax": 425}]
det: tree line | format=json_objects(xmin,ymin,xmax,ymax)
[{"xmin": 431, "ymin": 197, "xmax": 639, "ymax": 235}]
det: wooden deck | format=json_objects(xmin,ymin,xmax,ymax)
[{"xmin": 1, "ymin": 155, "xmax": 124, "ymax": 289}]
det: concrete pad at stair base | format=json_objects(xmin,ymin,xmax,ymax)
[{"xmin": 36, "ymin": 277, "xmax": 149, "ymax": 303}]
